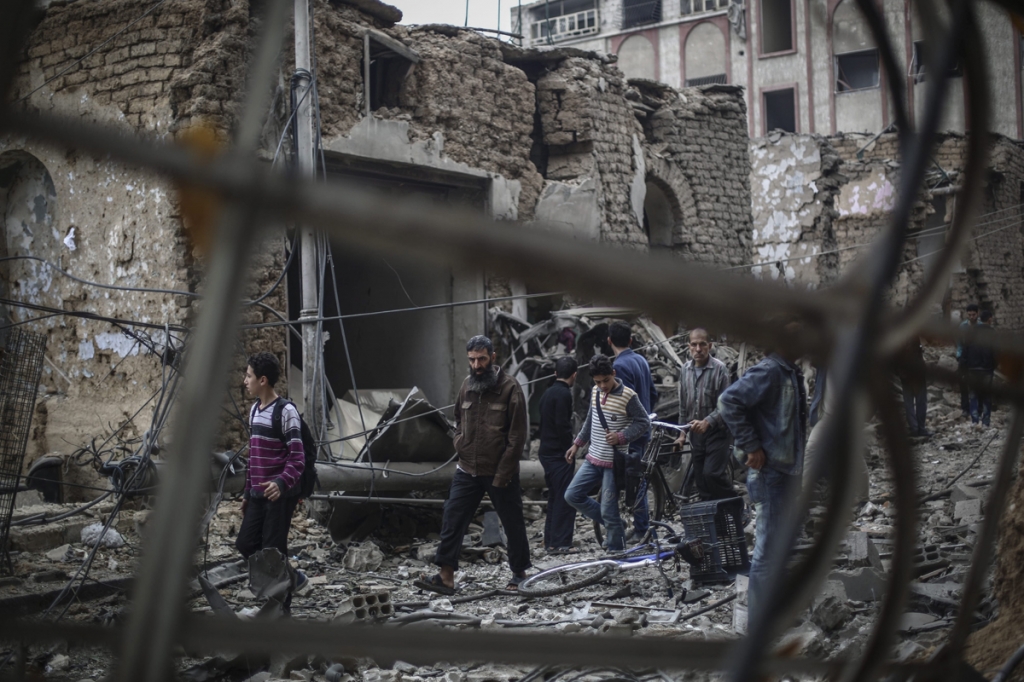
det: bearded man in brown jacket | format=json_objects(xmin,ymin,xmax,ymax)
[{"xmin": 415, "ymin": 335, "xmax": 531, "ymax": 595}]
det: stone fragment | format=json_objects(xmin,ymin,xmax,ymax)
[
  {"xmin": 342, "ymin": 541, "xmax": 384, "ymax": 572},
  {"xmin": 950, "ymin": 484, "xmax": 984, "ymax": 504},
  {"xmin": 614, "ymin": 607, "xmax": 639, "ymax": 624},
  {"xmin": 894, "ymin": 640, "xmax": 925, "ymax": 662},
  {"xmin": 414, "ymin": 543, "xmax": 438, "ymax": 562},
  {"xmin": 81, "ymin": 522, "xmax": 124, "ymax": 548},
  {"xmin": 847, "ymin": 532, "xmax": 883, "ymax": 569},
  {"xmin": 481, "ymin": 511, "xmax": 507, "ymax": 548},
  {"xmin": 269, "ymin": 652, "xmax": 307, "ymax": 680},
  {"xmin": 45, "ymin": 543, "xmax": 72, "ymax": 562},
  {"xmin": 776, "ymin": 622, "xmax": 823, "ymax": 657},
  {"xmin": 46, "ymin": 654, "xmax": 70, "ymax": 673},
  {"xmin": 898, "ymin": 612, "xmax": 938, "ymax": 632},
  {"xmin": 954, "ymin": 499, "xmax": 982, "ymax": 522},
  {"xmin": 810, "ymin": 596, "xmax": 851, "ymax": 632},
  {"xmin": 393, "ymin": 661, "xmax": 417, "ymax": 674},
  {"xmin": 14, "ymin": 490, "xmax": 43, "ymax": 508},
  {"xmin": 828, "ymin": 568, "xmax": 886, "ymax": 602}
]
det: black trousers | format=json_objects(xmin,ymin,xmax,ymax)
[
  {"xmin": 434, "ymin": 470, "xmax": 531, "ymax": 573},
  {"xmin": 540, "ymin": 454, "xmax": 576, "ymax": 549},
  {"xmin": 691, "ymin": 431, "xmax": 734, "ymax": 501},
  {"xmin": 236, "ymin": 494, "xmax": 301, "ymax": 559}
]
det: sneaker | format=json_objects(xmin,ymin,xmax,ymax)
[{"xmin": 293, "ymin": 570, "xmax": 311, "ymax": 596}]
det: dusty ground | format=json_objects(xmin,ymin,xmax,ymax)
[{"xmin": 0, "ymin": 357, "xmax": 1013, "ymax": 682}]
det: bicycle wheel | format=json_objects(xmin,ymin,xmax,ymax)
[
  {"xmin": 518, "ymin": 561, "xmax": 613, "ymax": 598},
  {"xmin": 592, "ymin": 475, "xmax": 666, "ymax": 546}
]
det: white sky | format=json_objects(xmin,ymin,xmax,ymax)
[{"xmin": 388, "ymin": 0, "xmax": 515, "ymax": 35}]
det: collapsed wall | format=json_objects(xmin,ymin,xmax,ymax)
[
  {"xmin": 4, "ymin": 0, "xmax": 756, "ymax": 479},
  {"xmin": 749, "ymin": 132, "xmax": 842, "ymax": 287},
  {"xmin": 3, "ymin": 0, "xmax": 287, "ymax": 491}
]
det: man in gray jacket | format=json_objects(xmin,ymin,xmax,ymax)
[{"xmin": 674, "ymin": 329, "xmax": 734, "ymax": 500}]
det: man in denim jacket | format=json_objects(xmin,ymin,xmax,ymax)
[{"xmin": 718, "ymin": 351, "xmax": 806, "ymax": 620}]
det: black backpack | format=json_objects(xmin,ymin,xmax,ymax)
[{"xmin": 260, "ymin": 398, "xmax": 319, "ymax": 499}]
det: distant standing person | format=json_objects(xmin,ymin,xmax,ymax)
[
  {"xmin": 537, "ymin": 357, "xmax": 579, "ymax": 552},
  {"xmin": 608, "ymin": 321, "xmax": 658, "ymax": 538},
  {"xmin": 964, "ymin": 310, "xmax": 996, "ymax": 427},
  {"xmin": 236, "ymin": 352, "xmax": 308, "ymax": 598},
  {"xmin": 718, "ymin": 341, "xmax": 806, "ymax": 621},
  {"xmin": 674, "ymin": 328, "xmax": 734, "ymax": 500},
  {"xmin": 564, "ymin": 354, "xmax": 651, "ymax": 552},
  {"xmin": 957, "ymin": 304, "xmax": 980, "ymax": 419},
  {"xmin": 897, "ymin": 337, "xmax": 929, "ymax": 438},
  {"xmin": 418, "ymin": 335, "xmax": 531, "ymax": 595}
]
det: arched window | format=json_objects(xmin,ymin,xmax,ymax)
[
  {"xmin": 685, "ymin": 23, "xmax": 727, "ymax": 86},
  {"xmin": 833, "ymin": 0, "xmax": 879, "ymax": 92},
  {"xmin": 617, "ymin": 34, "xmax": 657, "ymax": 81}
]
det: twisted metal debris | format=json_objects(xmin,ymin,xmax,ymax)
[{"xmin": 0, "ymin": 0, "xmax": 1020, "ymax": 680}]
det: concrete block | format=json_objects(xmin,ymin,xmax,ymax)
[
  {"xmin": 15, "ymin": 490, "xmax": 43, "ymax": 508},
  {"xmin": 481, "ymin": 511, "xmax": 507, "ymax": 548},
  {"xmin": 950, "ymin": 484, "xmax": 983, "ymax": 504},
  {"xmin": 333, "ymin": 591, "xmax": 393, "ymax": 623},
  {"xmin": 733, "ymin": 601, "xmax": 748, "ymax": 634},
  {"xmin": 898, "ymin": 612, "xmax": 938, "ymax": 632},
  {"xmin": 828, "ymin": 568, "xmax": 886, "ymax": 602},
  {"xmin": 954, "ymin": 499, "xmax": 983, "ymax": 522},
  {"xmin": 848, "ymin": 532, "xmax": 883, "ymax": 570}
]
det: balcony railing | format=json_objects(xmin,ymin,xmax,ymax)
[
  {"xmin": 531, "ymin": 9, "xmax": 599, "ymax": 43},
  {"xmin": 622, "ymin": 0, "xmax": 662, "ymax": 29}
]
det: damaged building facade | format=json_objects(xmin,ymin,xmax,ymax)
[
  {"xmin": 514, "ymin": 0, "xmax": 1023, "ymax": 139},
  {"xmin": 1, "ymin": 0, "xmax": 753, "ymax": 474},
  {"xmin": 749, "ymin": 130, "xmax": 1024, "ymax": 328}
]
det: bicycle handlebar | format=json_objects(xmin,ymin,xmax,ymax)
[{"xmin": 651, "ymin": 420, "xmax": 690, "ymax": 433}]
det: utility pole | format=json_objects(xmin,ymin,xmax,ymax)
[{"xmin": 294, "ymin": 0, "xmax": 320, "ymax": 431}]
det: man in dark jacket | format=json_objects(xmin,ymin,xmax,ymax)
[
  {"xmin": 417, "ymin": 335, "xmax": 530, "ymax": 595},
  {"xmin": 608, "ymin": 321, "xmax": 658, "ymax": 538},
  {"xmin": 538, "ymin": 357, "xmax": 578, "ymax": 552},
  {"xmin": 718, "ymin": 348, "xmax": 806, "ymax": 621}
]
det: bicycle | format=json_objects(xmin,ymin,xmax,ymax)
[
  {"xmin": 591, "ymin": 417, "xmax": 690, "ymax": 546},
  {"xmin": 520, "ymin": 520, "xmax": 717, "ymax": 598}
]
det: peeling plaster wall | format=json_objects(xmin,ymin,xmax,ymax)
[{"xmin": 749, "ymin": 132, "xmax": 841, "ymax": 287}]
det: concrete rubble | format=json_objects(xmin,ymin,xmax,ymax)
[{"xmin": 0, "ymin": 341, "xmax": 1009, "ymax": 680}]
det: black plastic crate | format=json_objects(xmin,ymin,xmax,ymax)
[{"xmin": 678, "ymin": 496, "xmax": 750, "ymax": 584}]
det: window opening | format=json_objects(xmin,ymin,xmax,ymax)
[
  {"xmin": 363, "ymin": 30, "xmax": 419, "ymax": 115},
  {"xmin": 622, "ymin": 0, "xmax": 662, "ymax": 29},
  {"xmin": 760, "ymin": 0, "xmax": 793, "ymax": 54},
  {"xmin": 529, "ymin": 0, "xmax": 599, "ymax": 42},
  {"xmin": 835, "ymin": 48, "xmax": 879, "ymax": 92},
  {"xmin": 909, "ymin": 40, "xmax": 962, "ymax": 83},
  {"xmin": 764, "ymin": 88, "xmax": 796, "ymax": 133},
  {"xmin": 680, "ymin": 0, "xmax": 730, "ymax": 16}
]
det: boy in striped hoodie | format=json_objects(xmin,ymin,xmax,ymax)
[
  {"xmin": 236, "ymin": 352, "xmax": 306, "ymax": 562},
  {"xmin": 564, "ymin": 354, "xmax": 651, "ymax": 552}
]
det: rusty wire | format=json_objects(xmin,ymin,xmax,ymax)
[{"xmin": 0, "ymin": 0, "xmax": 1019, "ymax": 679}]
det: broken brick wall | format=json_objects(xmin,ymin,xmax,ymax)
[
  {"xmin": 645, "ymin": 84, "xmax": 753, "ymax": 268},
  {"xmin": 3, "ymin": 0, "xmax": 288, "ymax": 495},
  {"xmin": 749, "ymin": 132, "xmax": 842, "ymax": 287}
]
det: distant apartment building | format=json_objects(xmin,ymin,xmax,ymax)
[{"xmin": 513, "ymin": 0, "xmax": 1024, "ymax": 139}]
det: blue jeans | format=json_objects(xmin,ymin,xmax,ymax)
[
  {"xmin": 565, "ymin": 460, "xmax": 624, "ymax": 551},
  {"xmin": 746, "ymin": 466, "xmax": 798, "ymax": 622},
  {"xmin": 968, "ymin": 370, "xmax": 992, "ymax": 426}
]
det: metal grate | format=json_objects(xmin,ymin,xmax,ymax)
[{"xmin": 0, "ymin": 329, "xmax": 47, "ymax": 572}]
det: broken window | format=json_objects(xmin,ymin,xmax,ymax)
[
  {"xmin": 835, "ymin": 49, "xmax": 879, "ymax": 92},
  {"xmin": 363, "ymin": 30, "xmax": 419, "ymax": 115},
  {"xmin": 529, "ymin": 0, "xmax": 599, "ymax": 42},
  {"xmin": 910, "ymin": 41, "xmax": 962, "ymax": 84},
  {"xmin": 622, "ymin": 0, "xmax": 662, "ymax": 29},
  {"xmin": 684, "ymin": 22, "xmax": 727, "ymax": 86},
  {"xmin": 760, "ymin": 0, "xmax": 793, "ymax": 54},
  {"xmin": 680, "ymin": 0, "xmax": 730, "ymax": 16},
  {"xmin": 763, "ymin": 88, "xmax": 796, "ymax": 133}
]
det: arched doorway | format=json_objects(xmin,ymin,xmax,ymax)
[{"xmin": 0, "ymin": 151, "xmax": 59, "ymax": 332}]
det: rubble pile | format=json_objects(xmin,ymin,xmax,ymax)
[{"xmin": 0, "ymin": 345, "xmax": 1011, "ymax": 681}]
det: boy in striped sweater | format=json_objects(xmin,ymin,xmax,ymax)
[
  {"xmin": 236, "ymin": 352, "xmax": 306, "ymax": 562},
  {"xmin": 565, "ymin": 354, "xmax": 651, "ymax": 552}
]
